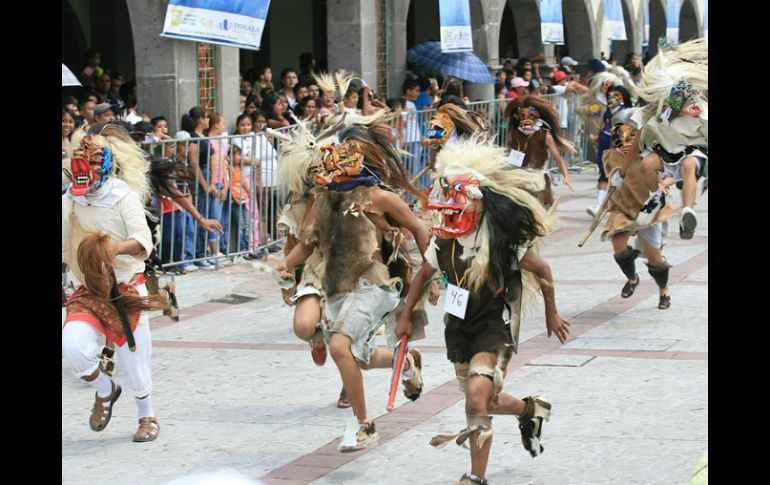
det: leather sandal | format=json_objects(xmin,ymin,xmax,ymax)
[
  {"xmin": 621, "ymin": 274, "xmax": 640, "ymax": 298},
  {"xmin": 133, "ymin": 417, "xmax": 160, "ymax": 442},
  {"xmin": 658, "ymin": 294, "xmax": 671, "ymax": 310},
  {"xmin": 89, "ymin": 381, "xmax": 121, "ymax": 432},
  {"xmin": 452, "ymin": 472, "xmax": 489, "ymax": 485},
  {"xmin": 337, "ymin": 388, "xmax": 352, "ymax": 409}
]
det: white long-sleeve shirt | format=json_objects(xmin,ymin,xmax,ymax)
[{"xmin": 62, "ymin": 179, "xmax": 152, "ymax": 285}]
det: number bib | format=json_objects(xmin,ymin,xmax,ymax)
[
  {"xmin": 444, "ymin": 283, "xmax": 470, "ymax": 319},
  {"xmin": 507, "ymin": 149, "xmax": 525, "ymax": 167}
]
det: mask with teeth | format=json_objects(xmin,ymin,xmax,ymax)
[
  {"xmin": 424, "ymin": 112, "xmax": 455, "ymax": 146},
  {"xmin": 428, "ymin": 173, "xmax": 482, "ymax": 239},
  {"xmin": 515, "ymin": 106, "xmax": 542, "ymax": 135},
  {"xmin": 667, "ymin": 80, "xmax": 703, "ymax": 117},
  {"xmin": 70, "ymin": 136, "xmax": 113, "ymax": 196},
  {"xmin": 314, "ymin": 141, "xmax": 365, "ymax": 186}
]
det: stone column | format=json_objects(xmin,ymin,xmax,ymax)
[
  {"xmin": 327, "ymin": 0, "xmax": 378, "ymax": 88},
  {"xmin": 126, "ymin": 0, "xmax": 197, "ymax": 134},
  {"xmin": 387, "ymin": 0, "xmax": 410, "ymax": 99},
  {"xmin": 216, "ymin": 46, "xmax": 240, "ymax": 131}
]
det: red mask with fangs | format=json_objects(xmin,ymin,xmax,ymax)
[{"xmin": 428, "ymin": 173, "xmax": 482, "ymax": 239}]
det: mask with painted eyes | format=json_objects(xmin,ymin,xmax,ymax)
[
  {"xmin": 611, "ymin": 123, "xmax": 638, "ymax": 155},
  {"xmin": 600, "ymin": 80, "xmax": 615, "ymax": 95},
  {"xmin": 69, "ymin": 136, "xmax": 113, "ymax": 196},
  {"xmin": 424, "ymin": 112, "xmax": 455, "ymax": 146},
  {"xmin": 314, "ymin": 141, "xmax": 365, "ymax": 186},
  {"xmin": 427, "ymin": 173, "xmax": 483, "ymax": 239},
  {"xmin": 607, "ymin": 90, "xmax": 624, "ymax": 109},
  {"xmin": 515, "ymin": 106, "xmax": 542, "ymax": 134},
  {"xmin": 667, "ymin": 80, "xmax": 703, "ymax": 117}
]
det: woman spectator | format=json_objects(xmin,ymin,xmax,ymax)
[
  {"xmin": 279, "ymin": 68, "xmax": 299, "ymax": 108},
  {"xmin": 118, "ymin": 82, "xmax": 143, "ymax": 124},
  {"xmin": 261, "ymin": 93, "xmax": 293, "ymax": 129},
  {"xmin": 231, "ymin": 113, "xmax": 261, "ymax": 258},
  {"xmin": 62, "ymin": 109, "xmax": 75, "ymax": 156},
  {"xmin": 293, "ymin": 96, "xmax": 319, "ymax": 125},
  {"xmin": 204, "ymin": 112, "xmax": 231, "ymax": 264},
  {"xmin": 181, "ymin": 107, "xmax": 217, "ymax": 270},
  {"xmin": 252, "ymin": 111, "xmax": 280, "ymax": 254}
]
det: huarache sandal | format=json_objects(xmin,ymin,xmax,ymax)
[
  {"xmin": 337, "ymin": 388, "xmax": 352, "ymax": 409},
  {"xmin": 89, "ymin": 380, "xmax": 121, "ymax": 432},
  {"xmin": 621, "ymin": 275, "xmax": 640, "ymax": 298},
  {"xmin": 133, "ymin": 416, "xmax": 160, "ymax": 442}
]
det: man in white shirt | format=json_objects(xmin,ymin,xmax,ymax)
[{"xmin": 62, "ymin": 129, "xmax": 162, "ymax": 443}]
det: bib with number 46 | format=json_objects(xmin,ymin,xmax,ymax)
[{"xmin": 444, "ymin": 283, "xmax": 470, "ymax": 319}]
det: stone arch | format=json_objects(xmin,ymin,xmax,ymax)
[
  {"xmin": 497, "ymin": 0, "xmax": 541, "ymax": 60},
  {"xmin": 610, "ymin": 0, "xmax": 640, "ymax": 63},
  {"xmin": 62, "ymin": 0, "xmax": 87, "ymax": 79},
  {"xmin": 562, "ymin": 0, "xmax": 597, "ymax": 61},
  {"xmin": 679, "ymin": 0, "xmax": 703, "ymax": 42}
]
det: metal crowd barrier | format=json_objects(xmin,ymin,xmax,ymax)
[{"xmin": 144, "ymin": 94, "xmax": 590, "ymax": 269}]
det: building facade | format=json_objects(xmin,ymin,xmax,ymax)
[{"xmin": 63, "ymin": 0, "xmax": 706, "ymax": 132}]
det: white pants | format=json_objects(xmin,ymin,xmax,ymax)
[{"xmin": 62, "ymin": 284, "xmax": 153, "ymax": 398}]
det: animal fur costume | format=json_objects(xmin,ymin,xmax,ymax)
[
  {"xmin": 272, "ymin": 111, "xmax": 431, "ymax": 345},
  {"xmin": 505, "ymin": 95, "xmax": 575, "ymax": 207},
  {"xmin": 602, "ymin": 108, "xmax": 676, "ymax": 240},
  {"xmin": 575, "ymin": 71, "xmax": 623, "ymax": 161},
  {"xmin": 633, "ymin": 38, "xmax": 708, "ymax": 178},
  {"xmin": 299, "ymin": 113, "xmax": 433, "ymax": 355},
  {"xmin": 270, "ymin": 114, "xmax": 349, "ymax": 308},
  {"xmin": 418, "ymin": 138, "xmax": 556, "ymax": 460}
]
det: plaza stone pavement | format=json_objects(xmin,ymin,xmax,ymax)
[{"xmin": 62, "ymin": 170, "xmax": 708, "ymax": 485}]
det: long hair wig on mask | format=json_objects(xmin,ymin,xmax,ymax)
[
  {"xmin": 478, "ymin": 186, "xmax": 546, "ymax": 294},
  {"xmin": 435, "ymin": 103, "xmax": 489, "ymax": 139},
  {"xmin": 70, "ymin": 123, "xmax": 151, "ymax": 203},
  {"xmin": 148, "ymin": 156, "xmax": 195, "ymax": 199},
  {"xmin": 272, "ymin": 115, "xmax": 348, "ymax": 197},
  {"xmin": 337, "ymin": 114, "xmax": 423, "ymax": 199},
  {"xmin": 76, "ymin": 232, "xmax": 168, "ymax": 313},
  {"xmin": 505, "ymin": 95, "xmax": 575, "ymax": 154},
  {"xmin": 587, "ymin": 71, "xmax": 623, "ymax": 100},
  {"xmin": 637, "ymin": 38, "xmax": 708, "ymax": 117},
  {"xmin": 607, "ymin": 64, "xmax": 639, "ymax": 103},
  {"xmin": 433, "ymin": 137, "xmax": 556, "ymax": 303}
]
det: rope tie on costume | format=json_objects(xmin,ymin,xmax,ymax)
[
  {"xmin": 430, "ymin": 415, "xmax": 494, "ymax": 449},
  {"xmin": 451, "ymin": 239, "xmax": 470, "ymax": 289},
  {"xmin": 515, "ymin": 136, "xmax": 529, "ymax": 154}
]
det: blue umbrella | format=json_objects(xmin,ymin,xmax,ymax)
[{"xmin": 407, "ymin": 41, "xmax": 494, "ymax": 84}]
